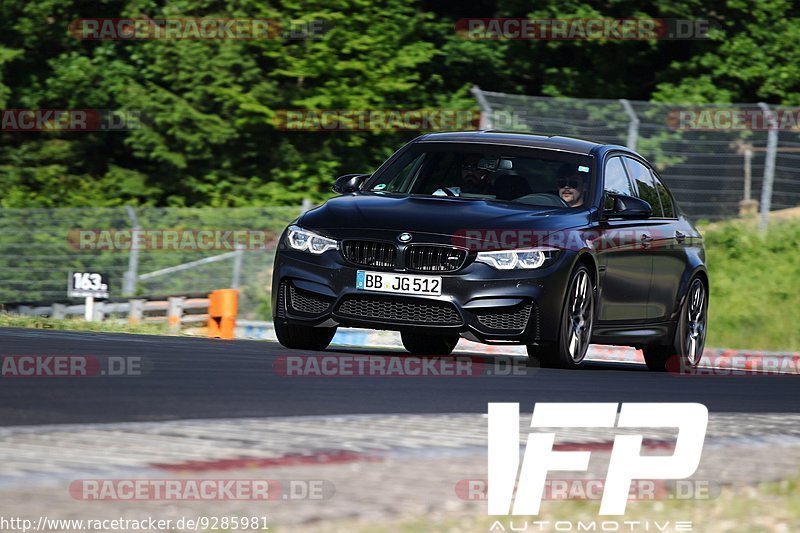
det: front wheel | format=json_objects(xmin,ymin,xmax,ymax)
[
  {"xmin": 401, "ymin": 331, "xmax": 459, "ymax": 355},
  {"xmin": 274, "ymin": 321, "xmax": 337, "ymax": 351},
  {"xmin": 530, "ymin": 265, "xmax": 595, "ymax": 369},
  {"xmin": 643, "ymin": 277, "xmax": 707, "ymax": 372}
]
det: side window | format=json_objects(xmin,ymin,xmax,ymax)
[
  {"xmin": 370, "ymin": 152, "xmax": 425, "ymax": 193},
  {"xmin": 652, "ymin": 171, "xmax": 676, "ymax": 218},
  {"xmin": 603, "ymin": 157, "xmax": 633, "ymax": 209},
  {"xmin": 623, "ymin": 157, "xmax": 664, "ymax": 218}
]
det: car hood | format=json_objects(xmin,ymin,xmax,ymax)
[{"xmin": 299, "ymin": 193, "xmax": 591, "ymax": 244}]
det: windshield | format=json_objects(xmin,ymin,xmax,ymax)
[{"xmin": 366, "ymin": 143, "xmax": 595, "ymax": 208}]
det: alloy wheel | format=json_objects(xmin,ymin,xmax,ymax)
[
  {"xmin": 685, "ymin": 278, "xmax": 707, "ymax": 365},
  {"xmin": 566, "ymin": 268, "xmax": 593, "ymax": 363}
]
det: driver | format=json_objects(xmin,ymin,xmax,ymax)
[
  {"xmin": 461, "ymin": 154, "xmax": 491, "ymax": 194},
  {"xmin": 557, "ymin": 164, "xmax": 587, "ymax": 208}
]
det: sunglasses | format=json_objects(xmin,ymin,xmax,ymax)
[{"xmin": 558, "ymin": 178, "xmax": 581, "ymax": 189}]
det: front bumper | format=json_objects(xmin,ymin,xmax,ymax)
[{"xmin": 271, "ymin": 237, "xmax": 575, "ymax": 345}]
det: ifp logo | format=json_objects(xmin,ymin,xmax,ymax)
[{"xmin": 488, "ymin": 403, "xmax": 708, "ymax": 515}]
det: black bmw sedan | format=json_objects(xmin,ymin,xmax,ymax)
[{"xmin": 271, "ymin": 131, "xmax": 708, "ymax": 371}]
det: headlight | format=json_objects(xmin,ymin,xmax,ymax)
[
  {"xmin": 475, "ymin": 247, "xmax": 559, "ymax": 270},
  {"xmin": 286, "ymin": 225, "xmax": 338, "ymax": 254}
]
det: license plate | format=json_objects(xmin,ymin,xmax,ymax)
[{"xmin": 356, "ymin": 270, "xmax": 442, "ymax": 296}]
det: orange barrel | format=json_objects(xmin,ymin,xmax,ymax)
[{"xmin": 208, "ymin": 288, "xmax": 238, "ymax": 340}]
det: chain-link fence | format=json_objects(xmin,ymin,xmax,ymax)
[
  {"xmin": 472, "ymin": 88, "xmax": 800, "ymax": 224},
  {"xmin": 5, "ymin": 95, "xmax": 800, "ymax": 314},
  {"xmin": 0, "ymin": 207, "xmax": 303, "ymax": 318}
]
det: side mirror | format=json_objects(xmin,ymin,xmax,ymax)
[
  {"xmin": 333, "ymin": 174, "xmax": 370, "ymax": 194},
  {"xmin": 604, "ymin": 194, "xmax": 652, "ymax": 219}
]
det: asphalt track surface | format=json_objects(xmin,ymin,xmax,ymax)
[{"xmin": 0, "ymin": 327, "xmax": 797, "ymax": 426}]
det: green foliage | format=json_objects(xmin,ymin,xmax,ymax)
[
  {"xmin": 1, "ymin": 1, "xmax": 798, "ymax": 207},
  {"xmin": 0, "ymin": 0, "xmax": 475, "ymax": 207},
  {"xmin": 704, "ymin": 219, "xmax": 800, "ymax": 350},
  {"xmin": 651, "ymin": 0, "xmax": 800, "ymax": 104}
]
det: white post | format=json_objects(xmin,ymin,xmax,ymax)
[
  {"xmin": 123, "ymin": 206, "xmax": 141, "ymax": 296},
  {"xmin": 167, "ymin": 296, "xmax": 185, "ymax": 333},
  {"xmin": 231, "ymin": 244, "xmax": 244, "ymax": 289},
  {"xmin": 129, "ymin": 299, "xmax": 145, "ymax": 324},
  {"xmin": 743, "ymin": 147, "xmax": 753, "ymax": 201},
  {"xmin": 471, "ymin": 85, "xmax": 495, "ymax": 129},
  {"xmin": 84, "ymin": 296, "xmax": 94, "ymax": 321},
  {"xmin": 619, "ymin": 99, "xmax": 640, "ymax": 152},
  {"xmin": 757, "ymin": 103, "xmax": 778, "ymax": 234},
  {"xmin": 733, "ymin": 140, "xmax": 758, "ymax": 216}
]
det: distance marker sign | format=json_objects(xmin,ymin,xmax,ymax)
[{"xmin": 68, "ymin": 271, "xmax": 110, "ymax": 299}]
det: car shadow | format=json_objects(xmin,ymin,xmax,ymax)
[{"xmin": 322, "ymin": 345, "xmax": 650, "ymax": 372}]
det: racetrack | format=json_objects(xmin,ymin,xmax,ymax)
[
  {"xmin": 0, "ymin": 327, "xmax": 797, "ymax": 427},
  {"xmin": 2, "ymin": 327, "xmax": 800, "ymax": 530}
]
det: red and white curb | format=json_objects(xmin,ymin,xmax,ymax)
[
  {"xmin": 2, "ymin": 413, "xmax": 800, "ymax": 487},
  {"xmin": 236, "ymin": 321, "xmax": 800, "ymax": 374}
]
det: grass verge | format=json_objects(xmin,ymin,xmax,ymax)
[
  {"xmin": 291, "ymin": 475, "xmax": 800, "ymax": 533},
  {"xmin": 0, "ymin": 313, "xmax": 171, "ymax": 335},
  {"xmin": 703, "ymin": 217, "xmax": 800, "ymax": 351}
]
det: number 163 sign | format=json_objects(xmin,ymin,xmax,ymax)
[{"xmin": 69, "ymin": 271, "xmax": 110, "ymax": 299}]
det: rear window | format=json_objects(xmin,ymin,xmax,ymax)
[
  {"xmin": 623, "ymin": 157, "xmax": 665, "ymax": 218},
  {"xmin": 652, "ymin": 171, "xmax": 676, "ymax": 218}
]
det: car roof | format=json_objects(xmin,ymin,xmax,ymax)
[{"xmin": 414, "ymin": 130, "xmax": 629, "ymax": 157}]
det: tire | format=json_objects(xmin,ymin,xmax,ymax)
[
  {"xmin": 274, "ymin": 321, "xmax": 337, "ymax": 351},
  {"xmin": 643, "ymin": 276, "xmax": 707, "ymax": 372},
  {"xmin": 401, "ymin": 331, "xmax": 459, "ymax": 355},
  {"xmin": 546, "ymin": 265, "xmax": 595, "ymax": 369}
]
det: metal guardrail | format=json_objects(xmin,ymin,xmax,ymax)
[{"xmin": 11, "ymin": 296, "xmax": 210, "ymax": 333}]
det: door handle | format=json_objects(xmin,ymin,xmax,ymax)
[
  {"xmin": 675, "ymin": 230, "xmax": 686, "ymax": 243},
  {"xmin": 640, "ymin": 233, "xmax": 653, "ymax": 242}
]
